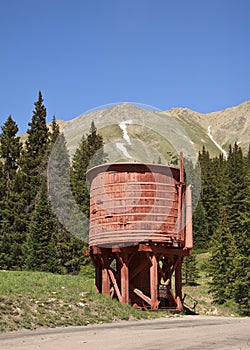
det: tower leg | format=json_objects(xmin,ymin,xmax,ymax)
[
  {"xmin": 95, "ymin": 256, "xmax": 102, "ymax": 293},
  {"xmin": 150, "ymin": 254, "xmax": 159, "ymax": 309},
  {"xmin": 102, "ymin": 255, "xmax": 110, "ymax": 295},
  {"xmin": 120, "ymin": 253, "xmax": 129, "ymax": 304},
  {"xmin": 175, "ymin": 257, "xmax": 183, "ymax": 311}
]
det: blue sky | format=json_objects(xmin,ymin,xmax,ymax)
[{"xmin": 0, "ymin": 0, "xmax": 249, "ymax": 134}]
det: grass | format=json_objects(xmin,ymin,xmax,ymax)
[
  {"xmin": 182, "ymin": 252, "xmax": 240, "ymax": 317},
  {"xmin": 0, "ymin": 270, "xmax": 164, "ymax": 333},
  {"xmin": 0, "ymin": 253, "xmax": 242, "ymax": 333}
]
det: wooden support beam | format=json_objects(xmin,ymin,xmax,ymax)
[
  {"xmin": 101, "ymin": 255, "xmax": 110, "ymax": 296},
  {"xmin": 167, "ymin": 286, "xmax": 178, "ymax": 307},
  {"xmin": 119, "ymin": 253, "xmax": 129, "ymax": 304},
  {"xmin": 174, "ymin": 257, "xmax": 183, "ymax": 311},
  {"xmin": 185, "ymin": 184, "xmax": 193, "ymax": 249},
  {"xmin": 176, "ymin": 183, "xmax": 183, "ymax": 241},
  {"xmin": 169, "ymin": 256, "xmax": 181, "ymax": 278},
  {"xmin": 108, "ymin": 269, "xmax": 123, "ymax": 302},
  {"xmin": 102, "ymin": 268, "xmax": 110, "ymax": 295},
  {"xmin": 150, "ymin": 254, "xmax": 159, "ymax": 309},
  {"xmin": 133, "ymin": 288, "xmax": 152, "ymax": 307}
]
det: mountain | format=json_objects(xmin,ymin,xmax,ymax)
[
  {"xmin": 165, "ymin": 101, "xmax": 250, "ymax": 158},
  {"xmin": 56, "ymin": 101, "xmax": 249, "ymax": 164}
]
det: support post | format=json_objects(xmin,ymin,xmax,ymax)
[
  {"xmin": 120, "ymin": 253, "xmax": 129, "ymax": 304},
  {"xmin": 102, "ymin": 255, "xmax": 110, "ymax": 295},
  {"xmin": 175, "ymin": 257, "xmax": 183, "ymax": 311},
  {"xmin": 185, "ymin": 184, "xmax": 193, "ymax": 249},
  {"xmin": 150, "ymin": 254, "xmax": 159, "ymax": 309}
]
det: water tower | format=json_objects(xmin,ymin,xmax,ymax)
[{"xmin": 86, "ymin": 154, "xmax": 192, "ymax": 310}]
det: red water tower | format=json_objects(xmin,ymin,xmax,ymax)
[{"xmin": 86, "ymin": 154, "xmax": 192, "ymax": 310}]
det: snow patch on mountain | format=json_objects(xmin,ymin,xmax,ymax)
[
  {"xmin": 116, "ymin": 141, "xmax": 132, "ymax": 159},
  {"xmin": 115, "ymin": 120, "xmax": 133, "ymax": 159},
  {"xmin": 207, "ymin": 126, "xmax": 228, "ymax": 159},
  {"xmin": 119, "ymin": 120, "xmax": 132, "ymax": 144}
]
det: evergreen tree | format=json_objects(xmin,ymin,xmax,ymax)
[
  {"xmin": 199, "ymin": 148, "xmax": 221, "ymax": 239},
  {"xmin": 226, "ymin": 143, "xmax": 248, "ymax": 246},
  {"xmin": 230, "ymin": 153, "xmax": 250, "ymax": 315},
  {"xmin": 70, "ymin": 135, "xmax": 89, "ymax": 215},
  {"xmin": 0, "ymin": 116, "xmax": 25, "ymax": 269},
  {"xmin": 71, "ymin": 121, "xmax": 107, "ymax": 217},
  {"xmin": 192, "ymin": 200, "xmax": 209, "ymax": 250},
  {"xmin": 231, "ymin": 254, "xmax": 250, "ymax": 316},
  {"xmin": 182, "ymin": 253, "xmax": 199, "ymax": 285},
  {"xmin": 21, "ymin": 91, "xmax": 49, "ymax": 203},
  {"xmin": 0, "ymin": 161, "xmax": 5, "ymax": 199},
  {"xmin": 25, "ymin": 180, "xmax": 61, "ymax": 273},
  {"xmin": 0, "ymin": 189, "xmax": 27, "ymax": 269},
  {"xmin": 49, "ymin": 116, "xmax": 60, "ymax": 144},
  {"xmin": 208, "ymin": 207, "xmax": 238, "ymax": 304},
  {"xmin": 47, "ymin": 132, "xmax": 86, "ymax": 273},
  {"xmin": 0, "ymin": 116, "xmax": 22, "ymax": 182}
]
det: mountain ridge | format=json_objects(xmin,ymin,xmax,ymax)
[{"xmin": 49, "ymin": 101, "xmax": 249, "ymax": 162}]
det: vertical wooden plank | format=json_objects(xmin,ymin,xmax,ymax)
[
  {"xmin": 102, "ymin": 255, "xmax": 110, "ymax": 295},
  {"xmin": 179, "ymin": 152, "xmax": 184, "ymax": 183},
  {"xmin": 120, "ymin": 253, "xmax": 129, "ymax": 304},
  {"xmin": 108, "ymin": 269, "xmax": 123, "ymax": 302},
  {"xmin": 185, "ymin": 184, "xmax": 193, "ymax": 249},
  {"xmin": 150, "ymin": 254, "xmax": 159, "ymax": 309},
  {"xmin": 174, "ymin": 257, "xmax": 183, "ymax": 311}
]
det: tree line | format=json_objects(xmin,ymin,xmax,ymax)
[
  {"xmin": 191, "ymin": 144, "xmax": 250, "ymax": 315},
  {"xmin": 0, "ymin": 92, "xmax": 249, "ymax": 315},
  {"xmin": 0, "ymin": 91, "xmax": 105, "ymax": 274}
]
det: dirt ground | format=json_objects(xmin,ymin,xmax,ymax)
[{"xmin": 0, "ymin": 315, "xmax": 249, "ymax": 350}]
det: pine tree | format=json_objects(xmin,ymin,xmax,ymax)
[
  {"xmin": 0, "ymin": 116, "xmax": 25, "ymax": 269},
  {"xmin": 226, "ymin": 143, "xmax": 249, "ymax": 246},
  {"xmin": 0, "ymin": 161, "xmax": 5, "ymax": 199},
  {"xmin": 87, "ymin": 121, "xmax": 107, "ymax": 168},
  {"xmin": 49, "ymin": 116, "xmax": 60, "ymax": 144},
  {"xmin": 182, "ymin": 253, "xmax": 199, "ymax": 285},
  {"xmin": 231, "ymin": 254, "xmax": 250, "ymax": 316},
  {"xmin": 71, "ymin": 121, "xmax": 107, "ymax": 217},
  {"xmin": 25, "ymin": 180, "xmax": 61, "ymax": 273},
  {"xmin": 192, "ymin": 200, "xmax": 209, "ymax": 250},
  {"xmin": 70, "ymin": 122, "xmax": 107, "ymax": 273},
  {"xmin": 0, "ymin": 116, "xmax": 22, "ymax": 182},
  {"xmin": 47, "ymin": 132, "xmax": 87, "ymax": 273},
  {"xmin": 199, "ymin": 148, "xmax": 221, "ymax": 239},
  {"xmin": 21, "ymin": 91, "xmax": 49, "ymax": 203},
  {"xmin": 230, "ymin": 153, "xmax": 250, "ymax": 315},
  {"xmin": 208, "ymin": 207, "xmax": 238, "ymax": 304}
]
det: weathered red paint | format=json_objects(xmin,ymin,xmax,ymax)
[{"xmin": 86, "ymin": 154, "xmax": 193, "ymax": 310}]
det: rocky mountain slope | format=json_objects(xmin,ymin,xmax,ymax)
[
  {"xmin": 55, "ymin": 101, "xmax": 249, "ymax": 164},
  {"xmin": 165, "ymin": 101, "xmax": 250, "ymax": 158}
]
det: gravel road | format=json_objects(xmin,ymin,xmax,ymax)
[{"xmin": 0, "ymin": 315, "xmax": 249, "ymax": 350}]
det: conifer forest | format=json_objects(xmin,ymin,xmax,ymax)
[{"xmin": 0, "ymin": 92, "xmax": 249, "ymax": 315}]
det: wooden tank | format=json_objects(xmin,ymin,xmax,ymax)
[
  {"xmin": 86, "ymin": 155, "xmax": 193, "ymax": 310},
  {"xmin": 87, "ymin": 162, "xmax": 187, "ymax": 248}
]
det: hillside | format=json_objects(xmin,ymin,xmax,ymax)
[
  {"xmin": 165, "ymin": 101, "xmax": 250, "ymax": 157},
  {"xmin": 52, "ymin": 101, "xmax": 249, "ymax": 163},
  {"xmin": 0, "ymin": 253, "xmax": 241, "ymax": 332}
]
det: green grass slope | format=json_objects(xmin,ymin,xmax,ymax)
[
  {"xmin": 0, "ymin": 253, "xmax": 241, "ymax": 333},
  {"xmin": 0, "ymin": 270, "xmax": 160, "ymax": 332}
]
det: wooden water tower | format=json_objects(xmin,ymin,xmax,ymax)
[{"xmin": 86, "ymin": 154, "xmax": 193, "ymax": 310}]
